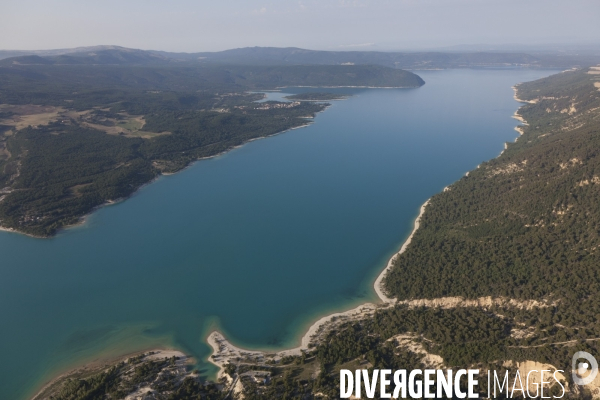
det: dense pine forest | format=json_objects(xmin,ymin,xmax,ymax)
[
  {"xmin": 36, "ymin": 68, "xmax": 600, "ymax": 399},
  {"xmin": 233, "ymin": 68, "xmax": 600, "ymax": 399},
  {"xmin": 0, "ymin": 58, "xmax": 424, "ymax": 236},
  {"xmin": 316, "ymin": 68, "xmax": 600, "ymax": 399}
]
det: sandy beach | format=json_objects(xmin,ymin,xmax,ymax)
[
  {"xmin": 203, "ymin": 194, "xmax": 552, "ymax": 376},
  {"xmin": 511, "ymin": 86, "xmax": 530, "ymax": 138},
  {"xmin": 204, "ymin": 84, "xmax": 532, "ymax": 377},
  {"xmin": 22, "ymin": 80, "xmax": 538, "ymax": 398},
  {"xmin": 27, "ymin": 83, "xmax": 531, "ymax": 390},
  {"xmin": 206, "ymin": 302, "xmax": 383, "ymax": 379},
  {"xmin": 512, "ymin": 111, "xmax": 528, "ymax": 125},
  {"xmin": 512, "ymin": 85, "xmax": 538, "ymax": 104},
  {"xmin": 206, "ymin": 197, "xmax": 431, "ymax": 378},
  {"xmin": 373, "ymin": 199, "xmax": 430, "ymax": 302}
]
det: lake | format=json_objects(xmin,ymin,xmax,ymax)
[{"xmin": 0, "ymin": 69, "xmax": 555, "ymax": 399}]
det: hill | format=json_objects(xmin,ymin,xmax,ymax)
[
  {"xmin": 191, "ymin": 47, "xmax": 545, "ymax": 68},
  {"xmin": 199, "ymin": 66, "xmax": 600, "ymax": 399},
  {"xmin": 0, "ymin": 62, "xmax": 424, "ymax": 92},
  {"xmin": 3, "ymin": 45, "xmax": 600, "ymax": 69},
  {"xmin": 1, "ymin": 48, "xmax": 171, "ymax": 66},
  {"xmin": 0, "ymin": 61, "xmax": 423, "ymax": 236},
  {"xmin": 21, "ymin": 64, "xmax": 600, "ymax": 399}
]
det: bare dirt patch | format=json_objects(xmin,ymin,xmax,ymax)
[
  {"xmin": 0, "ymin": 105, "xmax": 169, "ymax": 139},
  {"xmin": 68, "ymin": 183, "xmax": 92, "ymax": 198},
  {"xmin": 398, "ymin": 296, "xmax": 555, "ymax": 310},
  {"xmin": 0, "ymin": 141, "xmax": 9, "ymax": 161},
  {"xmin": 488, "ymin": 160, "xmax": 527, "ymax": 177},
  {"xmin": 500, "ymin": 361, "xmax": 568, "ymax": 395},
  {"xmin": 588, "ymin": 67, "xmax": 600, "ymax": 75},
  {"xmin": 0, "ymin": 104, "xmax": 65, "ymax": 130},
  {"xmin": 588, "ymin": 66, "xmax": 600, "ymax": 75},
  {"xmin": 387, "ymin": 334, "xmax": 444, "ymax": 368}
]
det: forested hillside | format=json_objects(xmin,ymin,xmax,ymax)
[
  {"xmin": 384, "ymin": 68, "xmax": 600, "ymax": 309},
  {"xmin": 4, "ymin": 45, "xmax": 598, "ymax": 70},
  {"xmin": 232, "ymin": 68, "xmax": 600, "ymax": 398},
  {"xmin": 190, "ymin": 47, "xmax": 600, "ymax": 69},
  {"xmin": 32, "ymin": 67, "xmax": 600, "ymax": 399},
  {"xmin": 0, "ymin": 62, "xmax": 425, "ymax": 93},
  {"xmin": 0, "ymin": 62, "xmax": 423, "ymax": 236}
]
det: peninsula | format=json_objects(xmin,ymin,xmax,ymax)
[
  {"xmin": 0, "ymin": 51, "xmax": 424, "ymax": 237},
  {"xmin": 205, "ymin": 66, "xmax": 600, "ymax": 398},
  {"xmin": 30, "ymin": 65, "xmax": 600, "ymax": 399}
]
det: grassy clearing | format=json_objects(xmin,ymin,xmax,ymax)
[
  {"xmin": 68, "ymin": 183, "xmax": 92, "ymax": 198},
  {"xmin": 0, "ymin": 104, "xmax": 65, "ymax": 130},
  {"xmin": 84, "ymin": 114, "xmax": 170, "ymax": 138},
  {"xmin": 116, "ymin": 117, "xmax": 144, "ymax": 131},
  {"xmin": 0, "ymin": 105, "xmax": 169, "ymax": 139}
]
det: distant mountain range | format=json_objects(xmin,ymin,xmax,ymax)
[
  {"xmin": 2, "ymin": 45, "xmax": 600, "ymax": 69},
  {"xmin": 0, "ymin": 46, "xmax": 171, "ymax": 66}
]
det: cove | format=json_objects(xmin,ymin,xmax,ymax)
[{"xmin": 0, "ymin": 69, "xmax": 555, "ymax": 399}]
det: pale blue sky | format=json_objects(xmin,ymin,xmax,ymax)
[{"xmin": 2, "ymin": 0, "xmax": 599, "ymax": 52}]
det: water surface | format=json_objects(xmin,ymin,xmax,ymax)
[{"xmin": 0, "ymin": 69, "xmax": 555, "ymax": 399}]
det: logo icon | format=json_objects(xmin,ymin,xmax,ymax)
[{"xmin": 572, "ymin": 351, "xmax": 598, "ymax": 386}]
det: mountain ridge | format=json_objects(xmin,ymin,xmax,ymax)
[{"xmin": 3, "ymin": 45, "xmax": 600, "ymax": 69}]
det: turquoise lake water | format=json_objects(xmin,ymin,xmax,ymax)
[{"xmin": 0, "ymin": 69, "xmax": 555, "ymax": 399}]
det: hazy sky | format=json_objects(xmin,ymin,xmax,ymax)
[{"xmin": 2, "ymin": 0, "xmax": 599, "ymax": 52}]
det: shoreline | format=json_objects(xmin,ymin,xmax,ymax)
[
  {"xmin": 23, "ymin": 81, "xmax": 531, "ymax": 397},
  {"xmin": 512, "ymin": 111, "xmax": 528, "ymax": 125},
  {"xmin": 206, "ymin": 197, "xmax": 431, "ymax": 378},
  {"xmin": 373, "ymin": 199, "xmax": 430, "ymax": 302},
  {"xmin": 204, "ymin": 83, "xmax": 531, "ymax": 378},
  {"xmin": 283, "ymin": 98, "xmax": 350, "ymax": 102},
  {"xmin": 30, "ymin": 348, "xmax": 189, "ymax": 400},
  {"xmin": 0, "ymin": 120, "xmax": 316, "ymax": 239},
  {"xmin": 510, "ymin": 84, "xmax": 530, "ymax": 140},
  {"xmin": 0, "ymin": 225, "xmax": 45, "ymax": 239},
  {"xmin": 276, "ymin": 85, "xmax": 422, "ymax": 89},
  {"xmin": 25, "ymin": 184, "xmax": 431, "ymax": 397},
  {"xmin": 16, "ymin": 115, "xmax": 321, "ymax": 399},
  {"xmin": 512, "ymin": 84, "xmax": 537, "ymax": 104}
]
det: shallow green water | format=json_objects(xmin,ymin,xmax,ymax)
[{"xmin": 0, "ymin": 69, "xmax": 554, "ymax": 399}]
